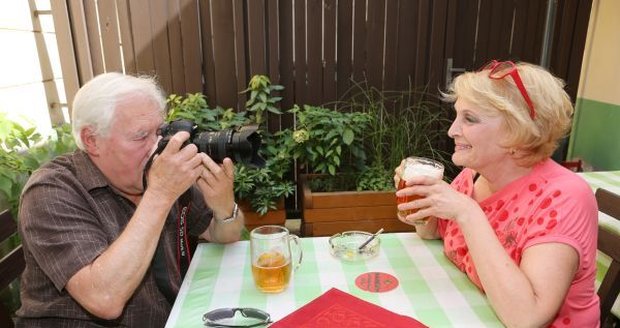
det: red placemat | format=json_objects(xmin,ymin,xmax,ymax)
[{"xmin": 270, "ymin": 288, "xmax": 427, "ymax": 327}]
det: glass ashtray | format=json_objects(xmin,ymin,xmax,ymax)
[{"xmin": 328, "ymin": 231, "xmax": 380, "ymax": 261}]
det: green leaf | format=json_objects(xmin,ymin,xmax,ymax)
[
  {"xmin": 269, "ymin": 96, "xmax": 282, "ymax": 103},
  {"xmin": 250, "ymin": 90, "xmax": 258, "ymax": 102},
  {"xmin": 250, "ymin": 103, "xmax": 262, "ymax": 112},
  {"xmin": 328, "ymin": 165, "xmax": 336, "ymax": 175},
  {"xmin": 342, "ymin": 128, "xmax": 354, "ymax": 145},
  {"xmin": 271, "ymin": 85, "xmax": 284, "ymax": 91},
  {"xmin": 266, "ymin": 106, "xmax": 282, "ymax": 114}
]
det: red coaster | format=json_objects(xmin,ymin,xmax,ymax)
[{"xmin": 355, "ymin": 272, "xmax": 399, "ymax": 293}]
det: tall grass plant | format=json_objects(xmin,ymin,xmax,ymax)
[{"xmin": 327, "ymin": 80, "xmax": 453, "ymax": 191}]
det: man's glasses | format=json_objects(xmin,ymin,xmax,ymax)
[
  {"xmin": 479, "ymin": 60, "xmax": 536, "ymax": 119},
  {"xmin": 203, "ymin": 307, "xmax": 272, "ymax": 327}
]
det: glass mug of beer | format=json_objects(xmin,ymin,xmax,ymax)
[
  {"xmin": 250, "ymin": 225, "xmax": 303, "ymax": 293},
  {"xmin": 396, "ymin": 156, "xmax": 444, "ymax": 224}
]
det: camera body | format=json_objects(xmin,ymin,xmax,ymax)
[{"xmin": 157, "ymin": 119, "xmax": 265, "ymax": 167}]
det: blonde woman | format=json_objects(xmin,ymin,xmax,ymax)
[{"xmin": 396, "ymin": 61, "xmax": 598, "ymax": 327}]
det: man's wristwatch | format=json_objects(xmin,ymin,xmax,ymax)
[{"xmin": 217, "ymin": 202, "xmax": 239, "ymax": 223}]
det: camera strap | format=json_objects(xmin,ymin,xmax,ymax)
[
  {"xmin": 142, "ymin": 142, "xmax": 166, "ymax": 192},
  {"xmin": 177, "ymin": 189, "xmax": 192, "ymax": 278}
]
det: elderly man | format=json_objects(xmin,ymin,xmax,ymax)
[{"xmin": 16, "ymin": 73, "xmax": 244, "ymax": 327}]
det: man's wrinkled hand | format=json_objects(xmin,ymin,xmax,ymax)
[
  {"xmin": 147, "ymin": 131, "xmax": 203, "ymax": 202},
  {"xmin": 196, "ymin": 155, "xmax": 235, "ymax": 219}
]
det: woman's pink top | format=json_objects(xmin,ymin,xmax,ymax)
[{"xmin": 437, "ymin": 159, "xmax": 599, "ymax": 327}]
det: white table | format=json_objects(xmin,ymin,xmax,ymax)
[
  {"xmin": 165, "ymin": 171, "xmax": 619, "ymax": 327},
  {"xmin": 165, "ymin": 233, "xmax": 503, "ymax": 327},
  {"xmin": 579, "ymin": 170, "xmax": 620, "ymax": 232}
]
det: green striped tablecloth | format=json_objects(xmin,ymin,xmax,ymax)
[
  {"xmin": 578, "ymin": 171, "xmax": 620, "ymax": 317},
  {"xmin": 578, "ymin": 170, "xmax": 620, "ymax": 194},
  {"xmin": 578, "ymin": 171, "xmax": 620, "ymax": 233},
  {"xmin": 165, "ymin": 233, "xmax": 503, "ymax": 327}
]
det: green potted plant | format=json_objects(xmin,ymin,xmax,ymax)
[
  {"xmin": 165, "ymin": 76, "xmax": 295, "ymax": 231},
  {"xmin": 295, "ymin": 82, "xmax": 452, "ymax": 236},
  {"xmin": 0, "ymin": 114, "xmax": 76, "ymax": 318}
]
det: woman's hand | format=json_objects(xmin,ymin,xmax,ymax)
[
  {"xmin": 393, "ymin": 158, "xmax": 405, "ymax": 189},
  {"xmin": 395, "ymin": 175, "xmax": 480, "ymax": 225}
]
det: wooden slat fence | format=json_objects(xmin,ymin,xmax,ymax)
[
  {"xmin": 52, "ymin": 0, "xmax": 592, "ymax": 133},
  {"xmin": 448, "ymin": 0, "xmax": 591, "ymax": 100}
]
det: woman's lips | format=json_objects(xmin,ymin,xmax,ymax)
[{"xmin": 454, "ymin": 144, "xmax": 471, "ymax": 151}]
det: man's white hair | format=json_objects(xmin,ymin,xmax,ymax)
[{"xmin": 71, "ymin": 72, "xmax": 166, "ymax": 150}]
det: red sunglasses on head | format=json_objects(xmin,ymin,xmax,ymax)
[{"xmin": 479, "ymin": 60, "xmax": 536, "ymax": 119}]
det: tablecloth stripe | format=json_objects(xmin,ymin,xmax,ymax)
[
  {"xmin": 293, "ymin": 239, "xmax": 322, "ymax": 307},
  {"xmin": 580, "ymin": 171, "xmax": 620, "ymax": 193},
  {"xmin": 396, "ymin": 234, "xmax": 503, "ymax": 327},
  {"xmin": 366, "ymin": 238, "xmax": 418, "ymax": 320},
  {"xmin": 425, "ymin": 245, "xmax": 501, "ymax": 327},
  {"xmin": 167, "ymin": 244, "xmax": 225, "ymax": 327},
  {"xmin": 386, "ymin": 235, "xmax": 448, "ymax": 326}
]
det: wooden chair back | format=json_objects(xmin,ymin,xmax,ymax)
[
  {"xmin": 596, "ymin": 188, "xmax": 620, "ymax": 327},
  {"xmin": 560, "ymin": 159, "xmax": 583, "ymax": 172},
  {"xmin": 0, "ymin": 210, "xmax": 24, "ymax": 328}
]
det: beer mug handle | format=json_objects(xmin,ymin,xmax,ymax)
[{"xmin": 288, "ymin": 235, "xmax": 303, "ymax": 271}]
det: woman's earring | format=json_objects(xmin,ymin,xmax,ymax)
[{"xmin": 509, "ymin": 148, "xmax": 517, "ymax": 155}]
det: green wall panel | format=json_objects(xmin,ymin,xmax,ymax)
[{"xmin": 568, "ymin": 98, "xmax": 620, "ymax": 170}]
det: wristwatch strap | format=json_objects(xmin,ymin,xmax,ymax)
[{"xmin": 217, "ymin": 202, "xmax": 239, "ymax": 223}]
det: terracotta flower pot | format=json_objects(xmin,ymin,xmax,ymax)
[{"xmin": 239, "ymin": 199, "xmax": 287, "ymax": 232}]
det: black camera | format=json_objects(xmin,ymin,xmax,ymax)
[{"xmin": 157, "ymin": 119, "xmax": 265, "ymax": 167}]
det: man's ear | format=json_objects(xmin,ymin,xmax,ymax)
[{"xmin": 80, "ymin": 127, "xmax": 100, "ymax": 156}]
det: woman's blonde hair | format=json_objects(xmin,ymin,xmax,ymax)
[{"xmin": 442, "ymin": 62, "xmax": 573, "ymax": 167}]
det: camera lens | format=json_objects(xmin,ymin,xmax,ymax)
[
  {"xmin": 155, "ymin": 119, "xmax": 265, "ymax": 168},
  {"xmin": 194, "ymin": 130, "xmax": 230, "ymax": 163},
  {"xmin": 194, "ymin": 126, "xmax": 265, "ymax": 167}
]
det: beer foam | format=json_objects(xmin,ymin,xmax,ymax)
[{"xmin": 403, "ymin": 163, "xmax": 443, "ymax": 180}]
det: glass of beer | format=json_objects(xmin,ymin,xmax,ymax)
[
  {"xmin": 396, "ymin": 156, "xmax": 444, "ymax": 224},
  {"xmin": 250, "ymin": 225, "xmax": 302, "ymax": 293}
]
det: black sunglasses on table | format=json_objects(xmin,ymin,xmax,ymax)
[{"xmin": 203, "ymin": 307, "xmax": 272, "ymax": 327}]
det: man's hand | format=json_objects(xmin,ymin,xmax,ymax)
[
  {"xmin": 147, "ymin": 132, "xmax": 203, "ymax": 204},
  {"xmin": 195, "ymin": 155, "xmax": 236, "ymax": 220}
]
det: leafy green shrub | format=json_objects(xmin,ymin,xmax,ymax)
[{"xmin": 0, "ymin": 115, "xmax": 76, "ymax": 217}]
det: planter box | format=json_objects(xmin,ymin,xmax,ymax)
[
  {"xmin": 299, "ymin": 174, "xmax": 413, "ymax": 237},
  {"xmin": 239, "ymin": 200, "xmax": 287, "ymax": 232}
]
